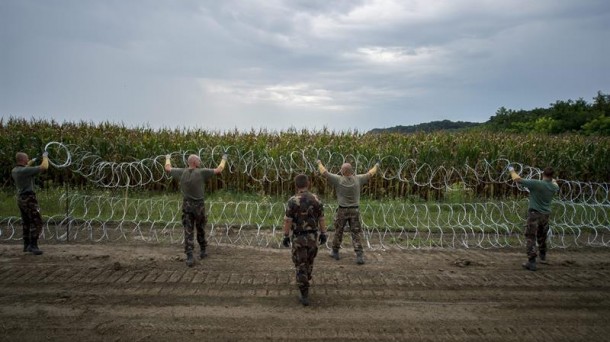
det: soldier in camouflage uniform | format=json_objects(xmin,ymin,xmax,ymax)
[
  {"xmin": 11, "ymin": 151, "xmax": 50, "ymax": 255},
  {"xmin": 165, "ymin": 153, "xmax": 227, "ymax": 267},
  {"xmin": 509, "ymin": 166, "xmax": 559, "ymax": 271},
  {"xmin": 317, "ymin": 160, "xmax": 379, "ymax": 265},
  {"xmin": 283, "ymin": 174, "xmax": 327, "ymax": 306}
]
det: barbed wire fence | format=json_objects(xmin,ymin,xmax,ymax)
[{"xmin": 1, "ymin": 142, "xmax": 608, "ymax": 249}]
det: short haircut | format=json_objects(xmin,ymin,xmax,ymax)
[
  {"xmin": 543, "ymin": 167, "xmax": 554, "ymax": 178},
  {"xmin": 294, "ymin": 174, "xmax": 309, "ymax": 188},
  {"xmin": 15, "ymin": 152, "xmax": 27, "ymax": 163},
  {"xmin": 187, "ymin": 154, "xmax": 201, "ymax": 166},
  {"xmin": 341, "ymin": 163, "xmax": 353, "ymax": 176}
]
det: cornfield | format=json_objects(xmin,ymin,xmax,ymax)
[{"xmin": 1, "ymin": 117, "xmax": 609, "ymax": 201}]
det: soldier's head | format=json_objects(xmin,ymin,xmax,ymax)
[
  {"xmin": 15, "ymin": 152, "xmax": 28, "ymax": 166},
  {"xmin": 187, "ymin": 154, "xmax": 201, "ymax": 168},
  {"xmin": 340, "ymin": 163, "xmax": 353, "ymax": 176},
  {"xmin": 543, "ymin": 167, "xmax": 554, "ymax": 179},
  {"xmin": 294, "ymin": 174, "xmax": 309, "ymax": 190}
]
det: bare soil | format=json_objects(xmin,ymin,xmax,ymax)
[{"xmin": 0, "ymin": 241, "xmax": 608, "ymax": 341}]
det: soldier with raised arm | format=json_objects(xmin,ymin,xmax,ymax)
[
  {"xmin": 165, "ymin": 153, "xmax": 227, "ymax": 267},
  {"xmin": 12, "ymin": 151, "xmax": 50, "ymax": 255},
  {"xmin": 317, "ymin": 160, "xmax": 379, "ymax": 265},
  {"xmin": 509, "ymin": 166, "xmax": 559, "ymax": 271}
]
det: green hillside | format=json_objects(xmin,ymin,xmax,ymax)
[{"xmin": 369, "ymin": 91, "xmax": 609, "ymax": 135}]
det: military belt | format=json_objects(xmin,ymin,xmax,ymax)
[
  {"xmin": 184, "ymin": 198, "xmax": 204, "ymax": 204},
  {"xmin": 19, "ymin": 191, "xmax": 35, "ymax": 197},
  {"xmin": 293, "ymin": 230, "xmax": 318, "ymax": 236}
]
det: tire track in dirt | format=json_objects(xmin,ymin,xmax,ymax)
[{"xmin": 0, "ymin": 243, "xmax": 608, "ymax": 341}]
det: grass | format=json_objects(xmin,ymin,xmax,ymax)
[{"xmin": 2, "ymin": 187, "xmax": 606, "ymax": 236}]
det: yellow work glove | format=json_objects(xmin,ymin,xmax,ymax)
[
  {"xmin": 217, "ymin": 154, "xmax": 228, "ymax": 171},
  {"xmin": 508, "ymin": 166, "xmax": 520, "ymax": 180},
  {"xmin": 368, "ymin": 162, "xmax": 380, "ymax": 176},
  {"xmin": 40, "ymin": 152, "xmax": 49, "ymax": 170},
  {"xmin": 317, "ymin": 160, "xmax": 327, "ymax": 174}
]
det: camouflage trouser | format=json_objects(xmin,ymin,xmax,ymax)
[
  {"xmin": 182, "ymin": 199, "xmax": 208, "ymax": 254},
  {"xmin": 525, "ymin": 210, "xmax": 550, "ymax": 259},
  {"xmin": 17, "ymin": 193, "xmax": 43, "ymax": 241},
  {"xmin": 332, "ymin": 207, "xmax": 363, "ymax": 252},
  {"xmin": 291, "ymin": 232, "xmax": 318, "ymax": 291}
]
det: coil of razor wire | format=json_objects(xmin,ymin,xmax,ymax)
[
  {"xmin": 43, "ymin": 142, "xmax": 609, "ymax": 205},
  {"xmin": 5, "ymin": 142, "xmax": 608, "ymax": 249},
  {"xmin": 0, "ymin": 195, "xmax": 607, "ymax": 249}
]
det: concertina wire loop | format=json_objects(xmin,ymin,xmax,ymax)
[{"xmin": 0, "ymin": 141, "xmax": 606, "ymax": 249}]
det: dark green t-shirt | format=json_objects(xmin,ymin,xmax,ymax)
[
  {"xmin": 11, "ymin": 166, "xmax": 41, "ymax": 195},
  {"xmin": 520, "ymin": 179, "xmax": 559, "ymax": 214},
  {"xmin": 170, "ymin": 168, "xmax": 215, "ymax": 201}
]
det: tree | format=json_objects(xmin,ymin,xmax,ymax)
[
  {"xmin": 592, "ymin": 91, "xmax": 610, "ymax": 115},
  {"xmin": 532, "ymin": 117, "xmax": 558, "ymax": 134},
  {"xmin": 485, "ymin": 91, "xmax": 609, "ymax": 134},
  {"xmin": 582, "ymin": 115, "xmax": 610, "ymax": 136}
]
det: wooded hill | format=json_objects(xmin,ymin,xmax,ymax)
[{"xmin": 369, "ymin": 91, "xmax": 610, "ymax": 135}]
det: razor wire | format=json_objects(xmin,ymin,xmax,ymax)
[
  {"xmin": 1, "ymin": 142, "xmax": 608, "ymax": 249},
  {"xmin": 42, "ymin": 142, "xmax": 610, "ymax": 205},
  {"xmin": 0, "ymin": 195, "xmax": 607, "ymax": 249}
]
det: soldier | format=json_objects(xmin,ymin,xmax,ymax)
[
  {"xmin": 12, "ymin": 151, "xmax": 50, "ymax": 255},
  {"xmin": 165, "ymin": 153, "xmax": 227, "ymax": 267},
  {"xmin": 283, "ymin": 174, "xmax": 327, "ymax": 306},
  {"xmin": 509, "ymin": 166, "xmax": 559, "ymax": 271},
  {"xmin": 317, "ymin": 160, "xmax": 379, "ymax": 264}
]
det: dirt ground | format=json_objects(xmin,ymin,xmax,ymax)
[{"xmin": 0, "ymin": 241, "xmax": 608, "ymax": 342}]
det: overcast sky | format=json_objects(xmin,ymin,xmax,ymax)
[{"xmin": 1, "ymin": 0, "xmax": 609, "ymax": 132}]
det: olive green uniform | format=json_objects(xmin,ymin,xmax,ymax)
[
  {"xmin": 520, "ymin": 179, "xmax": 559, "ymax": 259},
  {"xmin": 324, "ymin": 173, "xmax": 371, "ymax": 252},
  {"xmin": 11, "ymin": 165, "xmax": 44, "ymax": 248},
  {"xmin": 170, "ymin": 168, "xmax": 215, "ymax": 254}
]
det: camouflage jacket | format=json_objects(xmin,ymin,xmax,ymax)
[{"xmin": 285, "ymin": 190, "xmax": 324, "ymax": 233}]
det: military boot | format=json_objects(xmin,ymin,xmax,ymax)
[
  {"xmin": 186, "ymin": 252, "xmax": 194, "ymax": 267},
  {"xmin": 23, "ymin": 237, "xmax": 30, "ymax": 252},
  {"xmin": 299, "ymin": 288, "xmax": 310, "ymax": 306},
  {"xmin": 330, "ymin": 249, "xmax": 340, "ymax": 260},
  {"xmin": 27, "ymin": 238, "xmax": 43, "ymax": 255},
  {"xmin": 200, "ymin": 248, "xmax": 208, "ymax": 259},
  {"xmin": 522, "ymin": 257, "xmax": 536, "ymax": 271},
  {"xmin": 539, "ymin": 251, "xmax": 548, "ymax": 264},
  {"xmin": 356, "ymin": 251, "xmax": 365, "ymax": 265}
]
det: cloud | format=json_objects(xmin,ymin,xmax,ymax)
[
  {"xmin": 200, "ymin": 79, "xmax": 348, "ymax": 110},
  {"xmin": 1, "ymin": 0, "xmax": 608, "ymax": 132}
]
